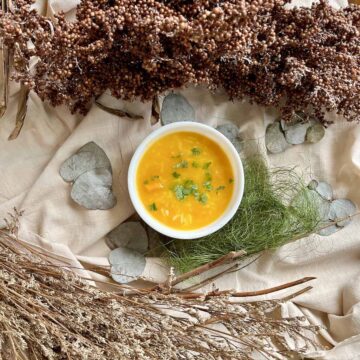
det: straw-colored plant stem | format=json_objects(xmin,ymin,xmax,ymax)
[{"xmin": 0, "ymin": 228, "xmax": 324, "ymax": 360}]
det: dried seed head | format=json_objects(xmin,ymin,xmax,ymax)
[{"xmin": 0, "ymin": 0, "xmax": 358, "ymax": 123}]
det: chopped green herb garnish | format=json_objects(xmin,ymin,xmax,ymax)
[
  {"xmin": 192, "ymin": 161, "xmax": 200, "ymax": 168},
  {"xmin": 149, "ymin": 203, "xmax": 157, "ymax": 211},
  {"xmin": 203, "ymin": 162, "xmax": 212, "ymax": 169},
  {"xmin": 229, "ymin": 178, "xmax": 234, "ymax": 184},
  {"xmin": 144, "ymin": 176, "xmax": 160, "ymax": 184},
  {"xmin": 184, "ymin": 180, "xmax": 198, "ymax": 194},
  {"xmin": 203, "ymin": 181, "xmax": 213, "ymax": 191},
  {"xmin": 173, "ymin": 180, "xmax": 200, "ymax": 201},
  {"xmin": 205, "ymin": 172, "xmax": 212, "ymax": 182},
  {"xmin": 191, "ymin": 147, "xmax": 202, "ymax": 156},
  {"xmin": 216, "ymin": 185, "xmax": 226, "ymax": 193},
  {"xmin": 172, "ymin": 172, "xmax": 181, "ymax": 179},
  {"xmin": 190, "ymin": 184, "xmax": 199, "ymax": 192},
  {"xmin": 174, "ymin": 185, "xmax": 185, "ymax": 200},
  {"xmin": 171, "ymin": 154, "xmax": 182, "ymax": 159},
  {"xmin": 199, "ymin": 193, "xmax": 208, "ymax": 205},
  {"xmin": 174, "ymin": 160, "xmax": 189, "ymax": 169}
]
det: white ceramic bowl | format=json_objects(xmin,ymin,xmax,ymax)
[{"xmin": 128, "ymin": 122, "xmax": 244, "ymax": 239}]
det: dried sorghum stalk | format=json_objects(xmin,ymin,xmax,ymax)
[{"xmin": 0, "ymin": 0, "xmax": 359, "ymax": 123}]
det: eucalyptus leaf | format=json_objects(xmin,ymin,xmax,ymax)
[
  {"xmin": 105, "ymin": 237, "xmax": 116, "ymax": 250},
  {"xmin": 317, "ymin": 224, "xmax": 338, "ymax": 237},
  {"xmin": 329, "ymin": 199, "xmax": 356, "ymax": 227},
  {"xmin": 280, "ymin": 119, "xmax": 297, "ymax": 132},
  {"xmin": 307, "ymin": 189, "xmax": 330, "ymax": 221},
  {"xmin": 71, "ymin": 168, "xmax": 117, "ymax": 210},
  {"xmin": 60, "ymin": 152, "xmax": 98, "ymax": 182},
  {"xmin": 280, "ymin": 112, "xmax": 308, "ymax": 131},
  {"xmin": 280, "ymin": 119, "xmax": 293, "ymax": 132},
  {"xmin": 107, "ymin": 221, "xmax": 148, "ymax": 254},
  {"xmin": 284, "ymin": 122, "xmax": 311, "ymax": 145},
  {"xmin": 77, "ymin": 141, "xmax": 112, "ymax": 172},
  {"xmin": 306, "ymin": 123, "xmax": 325, "ymax": 144},
  {"xmin": 60, "ymin": 141, "xmax": 116, "ymax": 210},
  {"xmin": 315, "ymin": 181, "xmax": 333, "ymax": 201},
  {"xmin": 146, "ymin": 226, "xmax": 165, "ymax": 254},
  {"xmin": 161, "ymin": 93, "xmax": 195, "ymax": 125},
  {"xmin": 109, "ymin": 247, "xmax": 146, "ymax": 284},
  {"xmin": 265, "ymin": 122, "xmax": 290, "ymax": 154},
  {"xmin": 216, "ymin": 123, "xmax": 242, "ymax": 152}
]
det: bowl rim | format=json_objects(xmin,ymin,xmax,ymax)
[{"xmin": 127, "ymin": 122, "xmax": 245, "ymax": 240}]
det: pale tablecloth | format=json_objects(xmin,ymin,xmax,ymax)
[{"xmin": 1, "ymin": 0, "xmax": 359, "ymax": 358}]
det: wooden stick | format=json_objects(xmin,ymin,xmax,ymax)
[
  {"xmin": 178, "ymin": 276, "xmax": 315, "ymax": 299},
  {"xmin": 181, "ymin": 263, "xmax": 239, "ymax": 293},
  {"xmin": 79, "ymin": 260, "xmax": 110, "ymax": 276},
  {"xmin": 183, "ymin": 254, "xmax": 263, "ymax": 293},
  {"xmin": 281, "ymin": 285, "xmax": 313, "ymax": 301},
  {"xmin": 230, "ymin": 276, "xmax": 316, "ymax": 297},
  {"xmin": 170, "ymin": 250, "xmax": 247, "ymax": 287}
]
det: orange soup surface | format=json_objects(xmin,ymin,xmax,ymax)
[{"xmin": 136, "ymin": 131, "xmax": 234, "ymax": 230}]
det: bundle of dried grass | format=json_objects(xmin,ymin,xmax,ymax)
[{"xmin": 0, "ymin": 227, "xmax": 326, "ymax": 360}]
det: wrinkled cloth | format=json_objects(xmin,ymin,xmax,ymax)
[{"xmin": 0, "ymin": 0, "xmax": 359, "ymax": 358}]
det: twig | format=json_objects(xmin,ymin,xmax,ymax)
[
  {"xmin": 178, "ymin": 277, "xmax": 315, "ymax": 300},
  {"xmin": 281, "ymin": 286, "xmax": 314, "ymax": 302},
  {"xmin": 79, "ymin": 260, "xmax": 110, "ymax": 276},
  {"xmin": 181, "ymin": 262, "xmax": 239, "ymax": 293},
  {"xmin": 96, "ymin": 101, "xmax": 143, "ymax": 120},
  {"xmin": 182, "ymin": 254, "xmax": 263, "ymax": 293},
  {"xmin": 8, "ymin": 85, "xmax": 29, "ymax": 140},
  {"xmin": 230, "ymin": 276, "xmax": 316, "ymax": 297},
  {"xmin": 169, "ymin": 250, "xmax": 247, "ymax": 287}
]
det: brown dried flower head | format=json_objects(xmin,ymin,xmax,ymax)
[{"xmin": 0, "ymin": 0, "xmax": 359, "ymax": 123}]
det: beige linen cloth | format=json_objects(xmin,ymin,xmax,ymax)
[{"xmin": 1, "ymin": 0, "xmax": 359, "ymax": 358}]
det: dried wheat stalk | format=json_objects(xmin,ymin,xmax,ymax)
[{"xmin": 0, "ymin": 227, "xmax": 326, "ymax": 360}]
